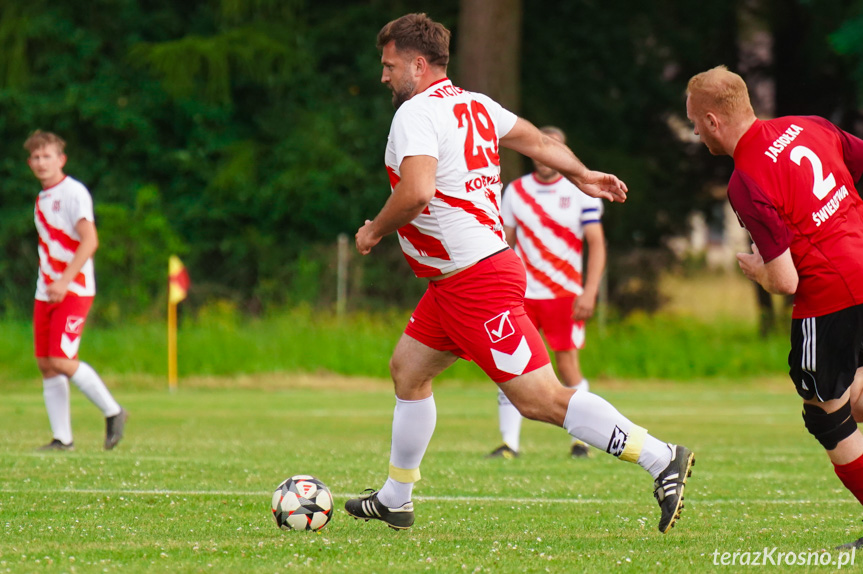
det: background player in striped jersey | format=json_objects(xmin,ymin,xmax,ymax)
[
  {"xmin": 344, "ymin": 13, "xmax": 694, "ymax": 535},
  {"xmin": 25, "ymin": 131, "xmax": 127, "ymax": 451},
  {"xmin": 489, "ymin": 126, "xmax": 606, "ymax": 459},
  {"xmin": 686, "ymin": 66, "xmax": 863, "ymax": 548}
]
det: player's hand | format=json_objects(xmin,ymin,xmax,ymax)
[
  {"xmin": 46, "ymin": 280, "xmax": 69, "ymax": 304},
  {"xmin": 355, "ymin": 220, "xmax": 382, "ymax": 255},
  {"xmin": 572, "ymin": 295, "xmax": 596, "ymax": 321},
  {"xmin": 574, "ymin": 170, "xmax": 628, "ymax": 203},
  {"xmin": 736, "ymin": 243, "xmax": 764, "ymax": 284}
]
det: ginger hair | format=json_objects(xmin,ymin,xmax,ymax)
[{"xmin": 686, "ymin": 65, "xmax": 754, "ymax": 118}]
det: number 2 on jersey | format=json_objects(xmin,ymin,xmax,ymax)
[
  {"xmin": 453, "ymin": 101, "xmax": 499, "ymax": 170},
  {"xmin": 790, "ymin": 145, "xmax": 836, "ymax": 200}
]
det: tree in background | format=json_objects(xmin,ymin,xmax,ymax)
[
  {"xmin": 831, "ymin": 0, "xmax": 863, "ymax": 119},
  {"xmin": 457, "ymin": 0, "xmax": 524, "ymax": 184},
  {"xmin": 0, "ymin": 0, "xmax": 862, "ymax": 320}
]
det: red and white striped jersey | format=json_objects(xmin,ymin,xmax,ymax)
[
  {"xmin": 385, "ymin": 78, "xmax": 518, "ymax": 277},
  {"xmin": 33, "ymin": 176, "xmax": 96, "ymax": 301},
  {"xmin": 501, "ymin": 174, "xmax": 603, "ymax": 299}
]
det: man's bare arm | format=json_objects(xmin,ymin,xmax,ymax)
[
  {"xmin": 356, "ymin": 155, "xmax": 438, "ymax": 255},
  {"xmin": 500, "ymin": 118, "xmax": 628, "ymax": 203},
  {"xmin": 573, "ymin": 223, "xmax": 606, "ymax": 321},
  {"xmin": 737, "ymin": 245, "xmax": 798, "ymax": 295}
]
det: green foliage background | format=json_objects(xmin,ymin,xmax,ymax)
[{"xmin": 1, "ymin": 0, "xmax": 861, "ymax": 321}]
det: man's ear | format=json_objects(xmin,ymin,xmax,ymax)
[
  {"xmin": 705, "ymin": 111, "xmax": 720, "ymax": 131},
  {"xmin": 414, "ymin": 55, "xmax": 428, "ymax": 76}
]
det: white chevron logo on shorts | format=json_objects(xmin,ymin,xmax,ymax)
[
  {"xmin": 60, "ymin": 333, "xmax": 81, "ymax": 359},
  {"xmin": 491, "ymin": 336, "xmax": 532, "ymax": 376}
]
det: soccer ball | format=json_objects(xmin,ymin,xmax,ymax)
[{"xmin": 271, "ymin": 475, "xmax": 334, "ymax": 531}]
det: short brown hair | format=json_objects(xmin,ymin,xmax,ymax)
[
  {"xmin": 540, "ymin": 126, "xmax": 566, "ymax": 144},
  {"xmin": 686, "ymin": 65, "xmax": 753, "ymax": 118},
  {"xmin": 377, "ymin": 13, "xmax": 450, "ymax": 68},
  {"xmin": 23, "ymin": 130, "xmax": 66, "ymax": 154}
]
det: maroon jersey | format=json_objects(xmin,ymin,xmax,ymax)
[{"xmin": 728, "ymin": 116, "xmax": 863, "ymax": 318}]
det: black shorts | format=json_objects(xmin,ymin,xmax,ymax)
[{"xmin": 788, "ymin": 304, "xmax": 863, "ymax": 401}]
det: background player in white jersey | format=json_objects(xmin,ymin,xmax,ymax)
[
  {"xmin": 489, "ymin": 126, "xmax": 606, "ymax": 459},
  {"xmin": 25, "ymin": 131, "xmax": 127, "ymax": 451},
  {"xmin": 344, "ymin": 13, "xmax": 694, "ymax": 534}
]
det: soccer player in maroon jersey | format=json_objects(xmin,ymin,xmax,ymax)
[
  {"xmin": 344, "ymin": 12, "xmax": 695, "ymax": 534},
  {"xmin": 686, "ymin": 66, "xmax": 863, "ymax": 549}
]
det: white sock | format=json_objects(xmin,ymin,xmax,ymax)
[
  {"xmin": 378, "ymin": 395, "xmax": 436, "ymax": 508},
  {"xmin": 70, "ymin": 362, "xmax": 121, "ymax": 417},
  {"xmin": 43, "ymin": 375, "xmax": 72, "ymax": 444},
  {"xmin": 563, "ymin": 391, "xmax": 671, "ymax": 477},
  {"xmin": 497, "ymin": 389, "xmax": 522, "ymax": 452},
  {"xmin": 572, "ymin": 378, "xmax": 590, "ymax": 393},
  {"xmin": 566, "ymin": 381, "xmax": 589, "ymax": 445},
  {"xmin": 639, "ymin": 438, "xmax": 674, "ymax": 479}
]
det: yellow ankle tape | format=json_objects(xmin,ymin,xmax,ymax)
[
  {"xmin": 389, "ymin": 464, "xmax": 421, "ymax": 483},
  {"xmin": 620, "ymin": 425, "xmax": 647, "ymax": 463}
]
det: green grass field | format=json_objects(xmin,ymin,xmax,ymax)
[
  {"xmin": 2, "ymin": 376, "xmax": 861, "ymax": 573},
  {"xmin": 0, "ymin": 306, "xmax": 790, "ymax": 386}
]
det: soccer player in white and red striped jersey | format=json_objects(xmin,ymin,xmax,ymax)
[
  {"xmin": 25, "ymin": 131, "xmax": 127, "ymax": 452},
  {"xmin": 489, "ymin": 126, "xmax": 606, "ymax": 459},
  {"xmin": 345, "ymin": 13, "xmax": 694, "ymax": 534}
]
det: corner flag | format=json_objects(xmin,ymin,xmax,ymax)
[
  {"xmin": 169, "ymin": 255, "xmax": 190, "ymax": 304},
  {"xmin": 168, "ymin": 255, "xmax": 190, "ymax": 392}
]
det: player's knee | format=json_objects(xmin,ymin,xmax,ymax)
[
  {"xmin": 36, "ymin": 357, "xmax": 52, "ymax": 374},
  {"xmin": 513, "ymin": 399, "xmax": 542, "ymax": 421},
  {"xmin": 510, "ymin": 394, "xmax": 565, "ymax": 425},
  {"xmin": 849, "ymin": 370, "xmax": 863, "ymax": 422},
  {"xmin": 45, "ymin": 357, "xmax": 77, "ymax": 378},
  {"xmin": 389, "ymin": 351, "xmax": 417, "ymax": 384},
  {"xmin": 802, "ymin": 401, "xmax": 858, "ymax": 450}
]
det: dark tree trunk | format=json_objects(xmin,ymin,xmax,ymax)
[
  {"xmin": 457, "ymin": 0, "xmax": 524, "ymax": 185},
  {"xmin": 738, "ymin": 0, "xmax": 778, "ymax": 338},
  {"xmin": 755, "ymin": 283, "xmax": 775, "ymax": 338}
]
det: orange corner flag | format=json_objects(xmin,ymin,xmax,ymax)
[{"xmin": 168, "ymin": 255, "xmax": 190, "ymax": 305}]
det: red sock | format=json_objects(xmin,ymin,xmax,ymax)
[{"xmin": 834, "ymin": 452, "xmax": 863, "ymax": 505}]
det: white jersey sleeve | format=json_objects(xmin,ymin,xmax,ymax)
[
  {"xmin": 580, "ymin": 194, "xmax": 604, "ymax": 225},
  {"xmin": 391, "ymin": 105, "xmax": 439, "ymax": 166},
  {"xmin": 64, "ymin": 182, "xmax": 95, "ymax": 226},
  {"xmin": 487, "ymin": 99, "xmax": 518, "ymax": 139}
]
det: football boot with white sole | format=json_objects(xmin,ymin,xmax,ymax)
[
  {"xmin": 344, "ymin": 489, "xmax": 415, "ymax": 530},
  {"xmin": 654, "ymin": 444, "xmax": 695, "ymax": 533}
]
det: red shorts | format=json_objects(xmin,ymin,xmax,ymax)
[
  {"xmin": 524, "ymin": 297, "xmax": 586, "ymax": 352},
  {"xmin": 33, "ymin": 296, "xmax": 93, "ymax": 359},
  {"xmin": 404, "ymin": 249, "xmax": 550, "ymax": 383}
]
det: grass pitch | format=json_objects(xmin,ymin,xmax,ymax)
[{"xmin": 1, "ymin": 376, "xmax": 860, "ymax": 573}]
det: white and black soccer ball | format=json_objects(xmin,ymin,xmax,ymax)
[{"xmin": 271, "ymin": 475, "xmax": 334, "ymax": 531}]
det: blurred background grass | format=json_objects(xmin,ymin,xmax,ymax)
[{"xmin": 0, "ymin": 270, "xmax": 791, "ymax": 389}]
